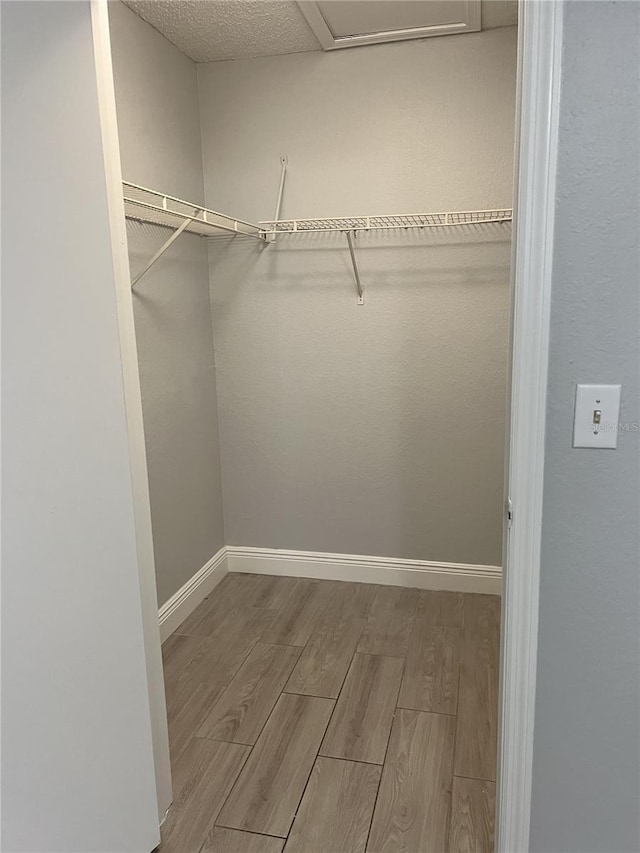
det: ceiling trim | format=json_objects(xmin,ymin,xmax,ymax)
[{"xmin": 297, "ymin": 1, "xmax": 481, "ymax": 51}]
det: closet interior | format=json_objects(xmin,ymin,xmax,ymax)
[{"xmin": 108, "ymin": 1, "xmax": 518, "ymax": 850}]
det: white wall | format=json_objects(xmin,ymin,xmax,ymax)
[
  {"xmin": 530, "ymin": 3, "xmax": 640, "ymax": 850},
  {"xmin": 1, "ymin": 2, "xmax": 160, "ymax": 850},
  {"xmin": 198, "ymin": 27, "xmax": 516, "ymax": 567},
  {"xmin": 109, "ymin": 0, "xmax": 225, "ymax": 606}
]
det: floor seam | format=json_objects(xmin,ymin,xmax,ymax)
[
  {"xmin": 453, "ymin": 771, "xmax": 497, "ymax": 784},
  {"xmin": 361, "ymin": 650, "xmax": 408, "ymax": 853},
  {"xmin": 278, "ymin": 587, "xmax": 345, "ymax": 845}
]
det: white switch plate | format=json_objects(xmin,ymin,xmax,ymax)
[{"xmin": 573, "ymin": 384, "xmax": 622, "ymax": 448}]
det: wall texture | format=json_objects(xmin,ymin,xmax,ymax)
[
  {"xmin": 197, "ymin": 27, "xmax": 516, "ymax": 566},
  {"xmin": 1, "ymin": 2, "xmax": 159, "ymax": 849},
  {"xmin": 109, "ymin": 1, "xmax": 225, "ymax": 605},
  {"xmin": 530, "ymin": 3, "xmax": 640, "ymax": 851}
]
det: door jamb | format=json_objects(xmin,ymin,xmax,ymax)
[
  {"xmin": 496, "ymin": 2, "xmax": 564, "ymax": 850},
  {"xmin": 90, "ymin": 0, "xmax": 173, "ymax": 823}
]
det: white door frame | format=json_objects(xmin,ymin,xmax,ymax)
[
  {"xmin": 90, "ymin": 0, "xmax": 173, "ymax": 823},
  {"xmin": 497, "ymin": 1, "xmax": 564, "ymax": 850},
  {"xmin": 91, "ymin": 0, "xmax": 565, "ymax": 844}
]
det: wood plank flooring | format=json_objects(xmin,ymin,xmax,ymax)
[
  {"xmin": 197, "ymin": 642, "xmax": 301, "ymax": 744},
  {"xmin": 159, "ymin": 574, "xmax": 500, "ymax": 853},
  {"xmin": 449, "ymin": 777, "xmax": 496, "ymax": 853},
  {"xmin": 367, "ymin": 709, "xmax": 455, "ymax": 853},
  {"xmin": 320, "ymin": 653, "xmax": 403, "ymax": 764},
  {"xmin": 454, "ymin": 594, "xmax": 501, "ymax": 783},
  {"xmin": 285, "ymin": 757, "xmax": 381, "ymax": 853},
  {"xmin": 217, "ymin": 693, "xmax": 335, "ymax": 837}
]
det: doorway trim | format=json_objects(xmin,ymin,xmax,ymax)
[
  {"xmin": 90, "ymin": 0, "xmax": 173, "ymax": 823},
  {"xmin": 496, "ymin": 2, "xmax": 564, "ymax": 850}
]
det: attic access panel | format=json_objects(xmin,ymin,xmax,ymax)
[{"xmin": 298, "ymin": 0, "xmax": 481, "ymax": 50}]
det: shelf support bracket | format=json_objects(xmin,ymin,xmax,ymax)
[
  {"xmin": 346, "ymin": 230, "xmax": 364, "ymax": 305},
  {"xmin": 131, "ymin": 216, "xmax": 196, "ymax": 290},
  {"xmin": 267, "ymin": 156, "xmax": 288, "ymax": 243},
  {"xmin": 131, "ymin": 213, "xmax": 196, "ymax": 289}
]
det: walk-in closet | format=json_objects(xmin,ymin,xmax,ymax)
[{"xmin": 108, "ymin": 2, "xmax": 517, "ymax": 850}]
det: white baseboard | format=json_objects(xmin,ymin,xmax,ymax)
[
  {"xmin": 158, "ymin": 547, "xmax": 228, "ymax": 641},
  {"xmin": 226, "ymin": 546, "xmax": 502, "ymax": 595},
  {"xmin": 158, "ymin": 546, "xmax": 501, "ymax": 638}
]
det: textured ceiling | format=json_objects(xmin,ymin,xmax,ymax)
[
  {"xmin": 121, "ymin": 0, "xmax": 518, "ymax": 63},
  {"xmin": 121, "ymin": 1, "xmax": 321, "ymax": 61}
]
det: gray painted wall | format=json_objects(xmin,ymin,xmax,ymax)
[
  {"xmin": 1, "ymin": 2, "xmax": 160, "ymax": 849},
  {"xmin": 197, "ymin": 28, "xmax": 517, "ymax": 566},
  {"xmin": 109, "ymin": 1, "xmax": 225, "ymax": 606},
  {"xmin": 530, "ymin": 3, "xmax": 640, "ymax": 851}
]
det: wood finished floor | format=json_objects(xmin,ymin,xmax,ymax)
[{"xmin": 159, "ymin": 574, "xmax": 500, "ymax": 853}]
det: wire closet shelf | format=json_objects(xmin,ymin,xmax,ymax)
[
  {"xmin": 260, "ymin": 208, "xmax": 513, "ymax": 235},
  {"xmin": 122, "ymin": 178, "xmax": 512, "ymax": 296},
  {"xmin": 122, "ymin": 181, "xmax": 265, "ymax": 241},
  {"xmin": 122, "ymin": 181, "xmax": 512, "ymax": 240}
]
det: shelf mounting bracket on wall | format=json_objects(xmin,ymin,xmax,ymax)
[
  {"xmin": 346, "ymin": 230, "xmax": 365, "ymax": 305},
  {"xmin": 267, "ymin": 156, "xmax": 288, "ymax": 244},
  {"xmin": 131, "ymin": 212, "xmax": 198, "ymax": 289}
]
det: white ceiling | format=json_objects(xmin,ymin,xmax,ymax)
[{"xmin": 121, "ymin": 0, "xmax": 518, "ymax": 63}]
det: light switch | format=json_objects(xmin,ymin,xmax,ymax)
[{"xmin": 573, "ymin": 384, "xmax": 622, "ymax": 448}]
